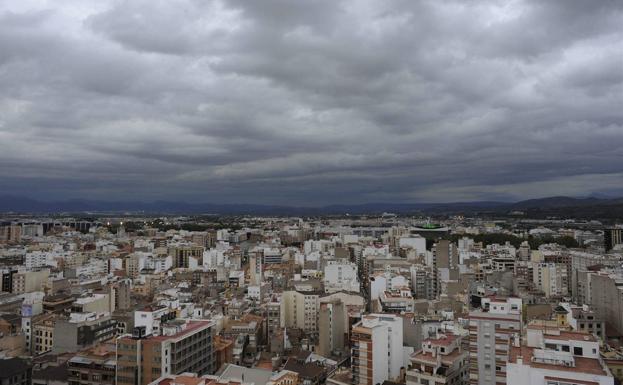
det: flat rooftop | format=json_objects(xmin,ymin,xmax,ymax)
[{"xmin": 509, "ymin": 346, "xmax": 608, "ymax": 376}]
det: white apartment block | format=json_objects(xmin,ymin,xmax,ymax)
[
  {"xmin": 507, "ymin": 326, "xmax": 613, "ymax": 385},
  {"xmin": 351, "ymin": 314, "xmax": 405, "ymax": 385},
  {"xmin": 304, "ymin": 239, "xmax": 335, "ymax": 255},
  {"xmin": 469, "ymin": 297, "xmax": 522, "ymax": 385},
  {"xmin": 323, "ymin": 260, "xmax": 360, "ymax": 294},
  {"xmin": 25, "ymin": 251, "xmax": 58, "ymax": 269},
  {"xmin": 370, "ymin": 272, "xmax": 410, "ymax": 302},
  {"xmin": 533, "ymin": 262, "xmax": 568, "ymax": 298},
  {"xmin": 399, "ymin": 236, "xmax": 427, "ymax": 255},
  {"xmin": 134, "ymin": 305, "xmax": 177, "ymax": 336}
]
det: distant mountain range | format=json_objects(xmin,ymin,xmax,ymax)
[{"xmin": 1, "ymin": 195, "xmax": 623, "ymax": 217}]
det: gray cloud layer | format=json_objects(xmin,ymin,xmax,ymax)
[{"xmin": 1, "ymin": 0, "xmax": 622, "ymax": 205}]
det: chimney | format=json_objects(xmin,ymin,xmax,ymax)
[{"xmin": 436, "ymin": 347, "xmax": 442, "ymax": 370}]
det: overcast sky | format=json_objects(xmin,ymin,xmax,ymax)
[{"xmin": 0, "ymin": 0, "xmax": 622, "ymax": 205}]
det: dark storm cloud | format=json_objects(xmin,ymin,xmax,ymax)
[{"xmin": 0, "ymin": 0, "xmax": 622, "ymax": 205}]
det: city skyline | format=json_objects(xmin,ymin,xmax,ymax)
[{"xmin": 2, "ymin": 1, "xmax": 623, "ymax": 384}]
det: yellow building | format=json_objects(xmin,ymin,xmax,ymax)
[{"xmin": 33, "ymin": 313, "xmax": 57, "ymax": 355}]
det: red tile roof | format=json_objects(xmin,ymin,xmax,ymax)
[{"xmin": 423, "ymin": 334, "xmax": 457, "ymax": 347}]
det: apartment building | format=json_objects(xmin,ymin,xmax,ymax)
[
  {"xmin": 587, "ymin": 272, "xmax": 623, "ymax": 336},
  {"xmin": 281, "ymin": 290, "xmax": 320, "ymax": 333},
  {"xmin": 261, "ymin": 248, "xmax": 283, "ymax": 265},
  {"xmin": 43, "ymin": 293, "xmax": 75, "ymax": 314},
  {"xmin": 379, "ymin": 288, "xmax": 415, "ymax": 313},
  {"xmin": 168, "ymin": 245, "xmax": 204, "ymax": 268},
  {"xmin": 53, "ymin": 312, "xmax": 117, "ymax": 353},
  {"xmin": 25, "ymin": 251, "xmax": 58, "ymax": 270},
  {"xmin": 0, "ymin": 224, "xmax": 22, "ymax": 244},
  {"xmin": 570, "ymin": 252, "xmax": 621, "ymax": 303},
  {"xmin": 604, "ymin": 228, "xmax": 623, "ymax": 252},
  {"xmin": 0, "ymin": 358, "xmax": 31, "ymax": 385},
  {"xmin": 533, "ymin": 263, "xmax": 568, "ymax": 298},
  {"xmin": 214, "ymin": 335, "xmax": 234, "ymax": 372},
  {"xmin": 190, "ymin": 231, "xmax": 215, "ymax": 249},
  {"xmin": 221, "ymin": 314, "xmax": 264, "ymax": 358},
  {"xmin": 134, "ymin": 305, "xmax": 177, "ymax": 336},
  {"xmin": 406, "ymin": 334, "xmax": 469, "ymax": 385},
  {"xmin": 432, "ymin": 240, "xmax": 459, "ymax": 297},
  {"xmin": 507, "ymin": 326, "xmax": 613, "ymax": 385},
  {"xmin": 320, "ymin": 291, "xmax": 365, "ymax": 326},
  {"xmin": 125, "ymin": 254, "xmax": 141, "ymax": 279},
  {"xmin": 543, "ymin": 253, "xmax": 572, "ymax": 293},
  {"xmin": 468, "ymin": 297, "xmax": 522, "ymax": 385},
  {"xmin": 111, "ymin": 279, "xmax": 132, "ymax": 311},
  {"xmin": 317, "ymin": 299, "xmax": 345, "ymax": 357},
  {"xmin": 33, "ymin": 313, "xmax": 57, "ymax": 355},
  {"xmin": 116, "ymin": 320, "xmax": 215, "ymax": 385},
  {"xmin": 67, "ymin": 344, "xmax": 116, "ymax": 385},
  {"xmin": 249, "ymin": 250, "xmax": 263, "ymax": 286},
  {"xmin": 558, "ymin": 303, "xmax": 606, "ymax": 340},
  {"xmin": 0, "ymin": 313, "xmax": 25, "ymax": 357},
  {"xmin": 351, "ymin": 314, "xmax": 404, "ymax": 385},
  {"xmin": 266, "ymin": 295, "xmax": 281, "ymax": 345},
  {"xmin": 398, "ymin": 235, "xmax": 427, "ymax": 255},
  {"xmin": 71, "ymin": 293, "xmax": 112, "ymax": 314},
  {"xmin": 323, "ymin": 260, "xmax": 360, "ymax": 294},
  {"xmin": 1, "ymin": 269, "xmax": 17, "ymax": 292},
  {"xmin": 12, "ymin": 269, "xmax": 50, "ymax": 294},
  {"xmin": 410, "ymin": 265, "xmax": 435, "ymax": 300}
]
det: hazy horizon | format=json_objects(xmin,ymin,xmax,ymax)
[{"xmin": 2, "ymin": 193, "xmax": 622, "ymax": 209}]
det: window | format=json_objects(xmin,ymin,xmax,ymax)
[
  {"xmin": 574, "ymin": 346, "xmax": 583, "ymax": 356},
  {"xmin": 561, "ymin": 345, "xmax": 570, "ymax": 352}
]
